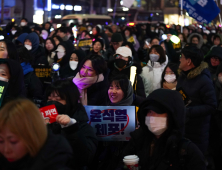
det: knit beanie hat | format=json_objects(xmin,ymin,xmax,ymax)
[{"xmin": 111, "ymin": 33, "xmax": 123, "ymax": 42}]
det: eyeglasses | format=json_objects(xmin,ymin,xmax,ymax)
[{"xmin": 211, "ymin": 57, "xmax": 220, "ymax": 62}]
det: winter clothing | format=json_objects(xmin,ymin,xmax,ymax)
[
  {"xmin": 16, "ymin": 33, "xmax": 28, "ymax": 44},
  {"xmin": 48, "ymin": 103, "xmax": 98, "ymax": 169},
  {"xmin": 162, "ymin": 81, "xmax": 177, "ymax": 90},
  {"xmin": 73, "ymin": 73, "xmax": 104, "ymax": 105},
  {"xmin": 121, "ymin": 89, "xmax": 206, "ymax": 170},
  {"xmin": 25, "ymin": 32, "xmax": 47, "ymax": 66},
  {"xmin": 60, "ymin": 49, "xmax": 86, "ymax": 79},
  {"xmin": 125, "ymin": 35, "xmax": 140, "ymax": 51},
  {"xmin": 176, "ymin": 62, "xmax": 217, "ymax": 154},
  {"xmin": 187, "ymin": 33, "xmax": 204, "ymax": 49},
  {"xmin": 104, "ymin": 46, "xmax": 116, "ymax": 61},
  {"xmin": 21, "ymin": 62, "xmax": 43, "ymax": 100},
  {"xmin": 109, "ymin": 80, "xmax": 134, "ymax": 106},
  {"xmin": 0, "ymin": 130, "xmax": 73, "ymax": 170},
  {"xmin": 0, "ymin": 59, "xmax": 26, "ymax": 104},
  {"xmin": 108, "ymin": 60, "xmax": 146, "ymax": 106},
  {"xmin": 111, "ymin": 33, "xmax": 123, "ymax": 42},
  {"xmin": 140, "ymin": 56, "xmax": 168, "ymax": 96},
  {"xmin": 204, "ymin": 46, "xmax": 222, "ymax": 82},
  {"xmin": 21, "ymin": 62, "xmax": 33, "ymax": 75},
  {"xmin": 55, "ymin": 41, "xmax": 73, "ymax": 68}
]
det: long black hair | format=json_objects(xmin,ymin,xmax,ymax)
[
  {"xmin": 0, "ymin": 39, "xmax": 19, "ymax": 62},
  {"xmin": 45, "ymin": 37, "xmax": 56, "ymax": 55},
  {"xmin": 160, "ymin": 63, "xmax": 179, "ymax": 87},
  {"xmin": 78, "ymin": 54, "xmax": 107, "ymax": 75}
]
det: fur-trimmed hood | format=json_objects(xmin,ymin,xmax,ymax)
[
  {"xmin": 178, "ymin": 62, "xmax": 209, "ymax": 79},
  {"xmin": 187, "ymin": 33, "xmax": 204, "ymax": 49}
]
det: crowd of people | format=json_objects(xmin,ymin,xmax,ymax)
[{"xmin": 0, "ymin": 18, "xmax": 221, "ymax": 170}]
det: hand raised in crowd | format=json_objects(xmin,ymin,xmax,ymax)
[{"xmin": 56, "ymin": 115, "xmax": 71, "ymax": 126}]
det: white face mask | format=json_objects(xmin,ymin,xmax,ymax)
[
  {"xmin": 11, "ymin": 30, "xmax": 17, "ymax": 35},
  {"xmin": 149, "ymin": 54, "xmax": 160, "ymax": 62},
  {"xmin": 69, "ymin": 61, "xmax": 78, "ymax": 70},
  {"xmin": 145, "ymin": 116, "xmax": 167, "ymax": 136},
  {"xmin": 57, "ymin": 51, "xmax": 65, "ymax": 59},
  {"xmin": 24, "ymin": 44, "xmax": 32, "ymax": 51},
  {"xmin": 218, "ymin": 76, "xmax": 222, "ymax": 84},
  {"xmin": 164, "ymin": 74, "xmax": 176, "ymax": 83},
  {"xmin": 20, "ymin": 22, "xmax": 26, "ymax": 26},
  {"xmin": 0, "ymin": 76, "xmax": 9, "ymax": 82}
]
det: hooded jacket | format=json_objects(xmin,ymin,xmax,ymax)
[
  {"xmin": 60, "ymin": 49, "xmax": 86, "ymax": 79},
  {"xmin": 187, "ymin": 33, "xmax": 204, "ymax": 49},
  {"xmin": 122, "ymin": 89, "xmax": 206, "ymax": 170},
  {"xmin": 176, "ymin": 62, "xmax": 217, "ymax": 154},
  {"xmin": 25, "ymin": 32, "xmax": 47, "ymax": 66},
  {"xmin": 55, "ymin": 41, "xmax": 73, "ymax": 68},
  {"xmin": 0, "ymin": 59, "xmax": 26, "ymax": 105},
  {"xmin": 204, "ymin": 46, "xmax": 222, "ymax": 82},
  {"xmin": 16, "ymin": 33, "xmax": 28, "ymax": 44},
  {"xmin": 140, "ymin": 56, "xmax": 169, "ymax": 96},
  {"xmin": 0, "ymin": 130, "xmax": 73, "ymax": 170}
]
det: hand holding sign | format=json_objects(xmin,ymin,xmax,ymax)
[
  {"xmin": 56, "ymin": 115, "xmax": 71, "ymax": 126},
  {"xmin": 40, "ymin": 105, "xmax": 58, "ymax": 124}
]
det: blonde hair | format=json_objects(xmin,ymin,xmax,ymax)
[{"xmin": 0, "ymin": 99, "xmax": 47, "ymax": 157}]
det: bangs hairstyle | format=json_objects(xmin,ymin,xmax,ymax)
[
  {"xmin": 0, "ymin": 99, "xmax": 47, "ymax": 157},
  {"xmin": 78, "ymin": 54, "xmax": 107, "ymax": 75},
  {"xmin": 45, "ymin": 80, "xmax": 80, "ymax": 110},
  {"xmin": 148, "ymin": 45, "xmax": 166, "ymax": 64},
  {"xmin": 109, "ymin": 75, "xmax": 129, "ymax": 99},
  {"xmin": 0, "ymin": 39, "xmax": 19, "ymax": 61}
]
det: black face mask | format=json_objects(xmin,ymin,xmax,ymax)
[
  {"xmin": 115, "ymin": 59, "xmax": 127, "ymax": 69},
  {"xmin": 46, "ymin": 101, "xmax": 67, "ymax": 115}
]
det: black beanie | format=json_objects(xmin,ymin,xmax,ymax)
[
  {"xmin": 111, "ymin": 33, "xmax": 123, "ymax": 42},
  {"xmin": 93, "ymin": 38, "xmax": 104, "ymax": 49}
]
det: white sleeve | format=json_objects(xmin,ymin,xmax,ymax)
[{"xmin": 61, "ymin": 118, "xmax": 77, "ymax": 128}]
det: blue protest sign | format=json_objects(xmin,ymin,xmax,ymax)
[
  {"xmin": 181, "ymin": 0, "xmax": 220, "ymax": 23},
  {"xmin": 84, "ymin": 106, "xmax": 136, "ymax": 141}
]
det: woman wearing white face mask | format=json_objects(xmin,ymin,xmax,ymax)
[
  {"xmin": 161, "ymin": 63, "xmax": 179, "ymax": 90},
  {"xmin": 60, "ymin": 49, "xmax": 86, "ymax": 79},
  {"xmin": 55, "ymin": 41, "xmax": 73, "ymax": 68},
  {"xmin": 121, "ymin": 89, "xmax": 206, "ymax": 170},
  {"xmin": 140, "ymin": 45, "xmax": 168, "ymax": 96}
]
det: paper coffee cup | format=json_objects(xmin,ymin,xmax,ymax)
[{"xmin": 123, "ymin": 155, "xmax": 139, "ymax": 170}]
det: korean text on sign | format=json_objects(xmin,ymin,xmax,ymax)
[
  {"xmin": 39, "ymin": 105, "xmax": 58, "ymax": 123},
  {"xmin": 85, "ymin": 106, "xmax": 136, "ymax": 141}
]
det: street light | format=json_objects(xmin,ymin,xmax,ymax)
[
  {"xmin": 60, "ymin": 4, "xmax": 65, "ymax": 10},
  {"xmin": 120, "ymin": 1, "xmax": 123, "ymax": 5},
  {"xmin": 65, "ymin": 5, "xmax": 73, "ymax": 10},
  {"xmin": 122, "ymin": 7, "xmax": 129, "ymax": 11},
  {"xmin": 74, "ymin": 5, "xmax": 82, "ymax": 11},
  {"xmin": 107, "ymin": 8, "xmax": 113, "ymax": 12}
]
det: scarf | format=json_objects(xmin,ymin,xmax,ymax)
[
  {"xmin": 21, "ymin": 62, "xmax": 34, "ymax": 75},
  {"xmin": 73, "ymin": 72, "xmax": 104, "ymax": 105},
  {"xmin": 163, "ymin": 81, "xmax": 177, "ymax": 90},
  {"xmin": 109, "ymin": 80, "xmax": 134, "ymax": 106}
]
